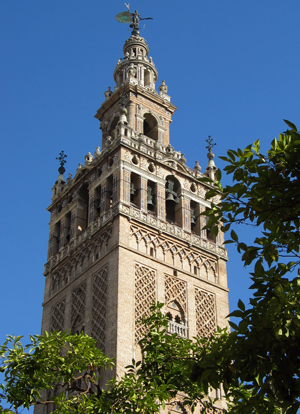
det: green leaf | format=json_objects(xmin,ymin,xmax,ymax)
[
  {"xmin": 284, "ymin": 119, "xmax": 297, "ymax": 132},
  {"xmin": 230, "ymin": 230, "xmax": 238, "ymax": 242},
  {"xmin": 237, "ymin": 300, "xmax": 245, "ymax": 312}
]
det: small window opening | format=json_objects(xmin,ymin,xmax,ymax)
[
  {"xmin": 94, "ymin": 185, "xmax": 102, "ymax": 218},
  {"xmin": 143, "ymin": 113, "xmax": 158, "ymax": 140},
  {"xmin": 166, "ymin": 176, "xmax": 181, "ymax": 224},
  {"xmin": 150, "ymin": 247, "xmax": 154, "ymax": 257},
  {"xmin": 77, "ymin": 184, "xmax": 89, "ymax": 233},
  {"xmin": 53, "ymin": 221, "xmax": 61, "ymax": 255},
  {"xmin": 206, "ymin": 208, "xmax": 216, "ymax": 242},
  {"xmin": 130, "ymin": 173, "xmax": 140, "ymax": 207},
  {"xmin": 173, "ymin": 270, "xmax": 177, "ymax": 276},
  {"xmin": 106, "ymin": 175, "xmax": 113, "ymax": 210},
  {"xmin": 144, "ymin": 69, "xmax": 151, "ymax": 86},
  {"xmin": 64, "ymin": 212, "xmax": 71, "ymax": 245},
  {"xmin": 147, "ymin": 180, "xmax": 156, "ymax": 212}
]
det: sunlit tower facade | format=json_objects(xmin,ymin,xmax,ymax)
[{"xmin": 38, "ymin": 11, "xmax": 229, "ymax": 413}]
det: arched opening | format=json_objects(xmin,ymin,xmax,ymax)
[
  {"xmin": 77, "ymin": 184, "xmax": 89, "ymax": 235},
  {"xmin": 147, "ymin": 180, "xmax": 156, "ymax": 213},
  {"xmin": 143, "ymin": 113, "xmax": 158, "ymax": 140},
  {"xmin": 144, "ymin": 69, "xmax": 151, "ymax": 86},
  {"xmin": 110, "ymin": 116, "xmax": 119, "ymax": 132},
  {"xmin": 165, "ymin": 176, "xmax": 181, "ymax": 224},
  {"xmin": 190, "ymin": 200, "xmax": 201, "ymax": 236},
  {"xmin": 52, "ymin": 221, "xmax": 61, "ymax": 255},
  {"xmin": 166, "ymin": 300, "xmax": 187, "ymax": 337},
  {"xmin": 94, "ymin": 185, "xmax": 102, "ymax": 219},
  {"xmin": 130, "ymin": 173, "xmax": 140, "ymax": 208},
  {"xmin": 105, "ymin": 175, "xmax": 114, "ymax": 211},
  {"xmin": 206, "ymin": 207, "xmax": 216, "ymax": 242},
  {"xmin": 64, "ymin": 212, "xmax": 71, "ymax": 245}
]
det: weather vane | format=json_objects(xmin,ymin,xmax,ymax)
[
  {"xmin": 56, "ymin": 150, "xmax": 67, "ymax": 174},
  {"xmin": 116, "ymin": 4, "xmax": 153, "ymax": 36},
  {"xmin": 205, "ymin": 136, "xmax": 216, "ymax": 152}
]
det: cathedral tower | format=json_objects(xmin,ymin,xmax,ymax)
[{"xmin": 40, "ymin": 11, "xmax": 229, "ymax": 410}]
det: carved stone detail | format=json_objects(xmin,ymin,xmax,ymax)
[
  {"xmin": 49, "ymin": 228, "xmax": 112, "ymax": 297},
  {"xmin": 130, "ymin": 224, "xmax": 218, "ymax": 277}
]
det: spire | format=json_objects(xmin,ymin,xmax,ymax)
[{"xmin": 114, "ymin": 8, "xmax": 157, "ymax": 92}]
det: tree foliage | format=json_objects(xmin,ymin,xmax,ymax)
[
  {"xmin": 0, "ymin": 306, "xmax": 220, "ymax": 414},
  {"xmin": 201, "ymin": 120, "xmax": 300, "ymax": 414},
  {"xmin": 1, "ymin": 121, "xmax": 300, "ymax": 414}
]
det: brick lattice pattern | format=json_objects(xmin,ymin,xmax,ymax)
[
  {"xmin": 165, "ymin": 274, "xmax": 187, "ymax": 313},
  {"xmin": 71, "ymin": 282, "xmax": 87, "ymax": 332},
  {"xmin": 195, "ymin": 287, "xmax": 216, "ymax": 337},
  {"xmin": 51, "ymin": 298, "xmax": 65, "ymax": 332},
  {"xmin": 91, "ymin": 267, "xmax": 107, "ymax": 351},
  {"xmin": 135, "ymin": 263, "xmax": 156, "ymax": 343}
]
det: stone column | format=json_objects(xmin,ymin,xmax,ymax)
[
  {"xmin": 88, "ymin": 188, "xmax": 95, "ymax": 225},
  {"xmin": 182, "ymin": 196, "xmax": 191, "ymax": 231},
  {"xmin": 140, "ymin": 177, "xmax": 147, "ymax": 211},
  {"xmin": 156, "ymin": 183, "xmax": 165, "ymax": 220},
  {"xmin": 123, "ymin": 170, "xmax": 131, "ymax": 204}
]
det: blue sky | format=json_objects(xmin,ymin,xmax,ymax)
[{"xmin": 1, "ymin": 1, "xmax": 300, "ymax": 410}]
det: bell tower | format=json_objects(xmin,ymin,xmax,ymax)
[{"xmin": 39, "ymin": 10, "xmax": 229, "ymax": 411}]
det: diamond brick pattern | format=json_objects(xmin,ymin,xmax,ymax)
[
  {"xmin": 51, "ymin": 299, "xmax": 65, "ymax": 332},
  {"xmin": 91, "ymin": 267, "xmax": 107, "ymax": 351},
  {"xmin": 195, "ymin": 287, "xmax": 216, "ymax": 337},
  {"xmin": 135, "ymin": 263, "xmax": 156, "ymax": 343}
]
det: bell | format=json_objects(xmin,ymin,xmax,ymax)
[
  {"xmin": 94, "ymin": 199, "xmax": 101, "ymax": 213},
  {"xmin": 147, "ymin": 187, "xmax": 155, "ymax": 210},
  {"xmin": 130, "ymin": 183, "xmax": 136, "ymax": 195},
  {"xmin": 66, "ymin": 229, "xmax": 71, "ymax": 241},
  {"xmin": 166, "ymin": 192, "xmax": 176, "ymax": 202},
  {"xmin": 191, "ymin": 209, "xmax": 196, "ymax": 225}
]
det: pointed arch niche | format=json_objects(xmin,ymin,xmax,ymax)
[{"xmin": 143, "ymin": 113, "xmax": 158, "ymax": 140}]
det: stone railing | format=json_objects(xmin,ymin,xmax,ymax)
[{"xmin": 167, "ymin": 320, "xmax": 188, "ymax": 337}]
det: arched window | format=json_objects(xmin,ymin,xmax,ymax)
[
  {"xmin": 144, "ymin": 68, "xmax": 151, "ymax": 86},
  {"xmin": 147, "ymin": 180, "xmax": 156, "ymax": 213},
  {"xmin": 166, "ymin": 300, "xmax": 188, "ymax": 337},
  {"xmin": 77, "ymin": 184, "xmax": 89, "ymax": 234},
  {"xmin": 206, "ymin": 207, "xmax": 216, "ymax": 242},
  {"xmin": 64, "ymin": 212, "xmax": 71, "ymax": 245},
  {"xmin": 93, "ymin": 185, "xmax": 102, "ymax": 219},
  {"xmin": 109, "ymin": 116, "xmax": 119, "ymax": 134},
  {"xmin": 165, "ymin": 176, "xmax": 181, "ymax": 224},
  {"xmin": 52, "ymin": 221, "xmax": 61, "ymax": 255},
  {"xmin": 143, "ymin": 113, "xmax": 158, "ymax": 140},
  {"xmin": 130, "ymin": 173, "xmax": 141, "ymax": 208}
]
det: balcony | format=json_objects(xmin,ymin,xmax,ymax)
[{"xmin": 167, "ymin": 320, "xmax": 188, "ymax": 338}]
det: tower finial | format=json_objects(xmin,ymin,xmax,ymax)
[
  {"xmin": 116, "ymin": 6, "xmax": 153, "ymax": 36},
  {"xmin": 56, "ymin": 151, "xmax": 67, "ymax": 184},
  {"xmin": 56, "ymin": 150, "xmax": 67, "ymax": 174},
  {"xmin": 205, "ymin": 136, "xmax": 216, "ymax": 153},
  {"xmin": 205, "ymin": 136, "xmax": 217, "ymax": 180}
]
